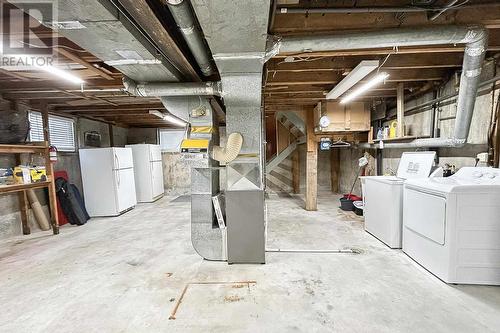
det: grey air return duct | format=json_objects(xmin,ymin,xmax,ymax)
[
  {"xmin": 191, "ymin": 0, "xmax": 269, "ymax": 264},
  {"xmin": 271, "ymin": 25, "xmax": 488, "ymax": 149}
]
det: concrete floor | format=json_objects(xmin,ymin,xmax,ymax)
[{"xmin": 1, "ymin": 191, "xmax": 500, "ymax": 332}]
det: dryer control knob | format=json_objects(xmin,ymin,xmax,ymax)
[{"xmin": 471, "ymin": 171, "xmax": 483, "ymax": 178}]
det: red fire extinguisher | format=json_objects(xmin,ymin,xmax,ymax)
[{"xmin": 49, "ymin": 145, "xmax": 58, "ymax": 163}]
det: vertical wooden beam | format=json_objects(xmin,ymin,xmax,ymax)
[
  {"xmin": 292, "ymin": 150, "xmax": 300, "ymax": 194},
  {"xmin": 109, "ymin": 123, "xmax": 115, "ymax": 147},
  {"xmin": 19, "ymin": 190, "xmax": 30, "ymax": 235},
  {"xmin": 15, "ymin": 154, "xmax": 30, "ymax": 235},
  {"xmin": 305, "ymin": 110, "xmax": 317, "ymax": 211},
  {"xmin": 330, "ymin": 149, "xmax": 340, "ymax": 193},
  {"xmin": 397, "ymin": 83, "xmax": 405, "ymax": 137},
  {"xmin": 41, "ymin": 104, "xmax": 59, "ymax": 234}
]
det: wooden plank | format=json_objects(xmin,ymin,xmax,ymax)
[
  {"xmin": 292, "ymin": 150, "xmax": 300, "ymax": 194},
  {"xmin": 272, "ymin": 7, "xmax": 500, "ymax": 33},
  {"xmin": 0, "ymin": 68, "xmax": 29, "ymax": 81},
  {"xmin": 40, "ymin": 111, "xmax": 59, "ymax": 235},
  {"xmin": 305, "ymin": 109, "xmax": 317, "ymax": 211},
  {"xmin": 0, "ymin": 181, "xmax": 51, "ymax": 194},
  {"xmin": 55, "ymin": 48, "xmax": 115, "ymax": 80},
  {"xmin": 267, "ymin": 53, "xmax": 464, "ymax": 71},
  {"xmin": 46, "ymin": 164, "xmax": 59, "ymax": 235},
  {"xmin": 19, "ymin": 190, "xmax": 30, "ymax": 235},
  {"xmin": 330, "ymin": 149, "xmax": 339, "ymax": 193},
  {"xmin": 396, "ymin": 83, "xmax": 405, "ymax": 137},
  {"xmin": 109, "ymin": 124, "xmax": 115, "ymax": 147},
  {"xmin": 0, "ymin": 142, "xmax": 48, "ymax": 154},
  {"xmin": 117, "ymin": 0, "xmax": 200, "ymax": 81},
  {"xmin": 266, "ymin": 68, "xmax": 448, "ymax": 85}
]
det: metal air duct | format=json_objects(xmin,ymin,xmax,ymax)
[
  {"xmin": 123, "ymin": 76, "xmax": 222, "ymax": 97},
  {"xmin": 191, "ymin": 0, "xmax": 270, "ymax": 264},
  {"xmin": 165, "ymin": 0, "xmax": 215, "ymax": 76},
  {"xmin": 272, "ymin": 25, "xmax": 488, "ymax": 149}
]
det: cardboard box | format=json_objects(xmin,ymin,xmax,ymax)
[{"xmin": 316, "ymin": 101, "xmax": 370, "ymax": 132}]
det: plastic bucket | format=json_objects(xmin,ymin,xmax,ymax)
[{"xmin": 340, "ymin": 197, "xmax": 354, "ymax": 211}]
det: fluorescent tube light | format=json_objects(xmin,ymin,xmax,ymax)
[
  {"xmin": 37, "ymin": 65, "xmax": 84, "ymax": 84},
  {"xmin": 149, "ymin": 110, "xmax": 188, "ymax": 127},
  {"xmin": 340, "ymin": 72, "xmax": 389, "ymax": 104},
  {"xmin": 326, "ymin": 60, "xmax": 379, "ymax": 100}
]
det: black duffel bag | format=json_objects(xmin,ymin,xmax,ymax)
[{"xmin": 55, "ymin": 177, "xmax": 90, "ymax": 226}]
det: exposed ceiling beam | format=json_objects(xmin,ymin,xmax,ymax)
[
  {"xmin": 271, "ymin": 8, "xmax": 500, "ymax": 33},
  {"xmin": 55, "ymin": 48, "xmax": 115, "ymax": 81},
  {"xmin": 267, "ymin": 53, "xmax": 464, "ymax": 71},
  {"xmin": 56, "ymin": 103, "xmax": 164, "ymax": 112},
  {"xmin": 266, "ymin": 68, "xmax": 448, "ymax": 85}
]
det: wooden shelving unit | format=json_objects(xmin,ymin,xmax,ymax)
[
  {"xmin": 0, "ymin": 141, "xmax": 59, "ymax": 235},
  {"xmin": 372, "ymin": 135, "xmax": 430, "ymax": 143}
]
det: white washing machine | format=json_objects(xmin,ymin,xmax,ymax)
[
  {"xmin": 403, "ymin": 167, "xmax": 500, "ymax": 285},
  {"xmin": 362, "ymin": 152, "xmax": 436, "ymax": 248}
]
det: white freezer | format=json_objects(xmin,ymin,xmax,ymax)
[
  {"xmin": 361, "ymin": 152, "xmax": 436, "ymax": 248},
  {"xmin": 79, "ymin": 147, "xmax": 137, "ymax": 217},
  {"xmin": 126, "ymin": 144, "xmax": 165, "ymax": 203}
]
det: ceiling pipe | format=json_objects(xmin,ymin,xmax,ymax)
[
  {"xmin": 165, "ymin": 0, "xmax": 215, "ymax": 76},
  {"xmin": 123, "ymin": 76, "xmax": 222, "ymax": 97},
  {"xmin": 271, "ymin": 25, "xmax": 488, "ymax": 149}
]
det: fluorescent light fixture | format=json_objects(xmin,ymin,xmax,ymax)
[
  {"xmin": 326, "ymin": 60, "xmax": 379, "ymax": 100},
  {"xmin": 149, "ymin": 110, "xmax": 188, "ymax": 127},
  {"xmin": 340, "ymin": 72, "xmax": 390, "ymax": 104},
  {"xmin": 37, "ymin": 65, "xmax": 84, "ymax": 84}
]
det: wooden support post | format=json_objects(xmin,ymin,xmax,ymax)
[
  {"xmin": 305, "ymin": 110, "xmax": 317, "ymax": 211},
  {"xmin": 15, "ymin": 154, "xmax": 30, "ymax": 235},
  {"xmin": 330, "ymin": 149, "xmax": 340, "ymax": 193},
  {"xmin": 19, "ymin": 190, "xmax": 30, "ymax": 235},
  {"xmin": 109, "ymin": 123, "xmax": 115, "ymax": 147},
  {"xmin": 397, "ymin": 83, "xmax": 405, "ymax": 137},
  {"xmin": 41, "ymin": 104, "xmax": 59, "ymax": 235},
  {"xmin": 292, "ymin": 150, "xmax": 300, "ymax": 194}
]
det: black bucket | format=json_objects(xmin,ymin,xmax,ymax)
[{"xmin": 340, "ymin": 197, "xmax": 354, "ymax": 211}]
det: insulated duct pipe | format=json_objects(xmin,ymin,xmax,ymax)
[
  {"xmin": 211, "ymin": 132, "xmax": 243, "ymax": 163},
  {"xmin": 273, "ymin": 25, "xmax": 488, "ymax": 149},
  {"xmin": 123, "ymin": 76, "xmax": 222, "ymax": 97},
  {"xmin": 165, "ymin": 0, "xmax": 215, "ymax": 76}
]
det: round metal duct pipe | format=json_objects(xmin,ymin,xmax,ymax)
[{"xmin": 123, "ymin": 76, "xmax": 222, "ymax": 97}]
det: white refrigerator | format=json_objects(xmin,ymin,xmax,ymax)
[
  {"xmin": 126, "ymin": 144, "xmax": 164, "ymax": 203},
  {"xmin": 79, "ymin": 147, "xmax": 137, "ymax": 217}
]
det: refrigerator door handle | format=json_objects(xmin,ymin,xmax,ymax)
[
  {"xmin": 114, "ymin": 153, "xmax": 120, "ymax": 170},
  {"xmin": 116, "ymin": 170, "xmax": 121, "ymax": 187}
]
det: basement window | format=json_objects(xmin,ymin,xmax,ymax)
[
  {"xmin": 28, "ymin": 111, "xmax": 76, "ymax": 152},
  {"xmin": 158, "ymin": 128, "xmax": 186, "ymax": 152}
]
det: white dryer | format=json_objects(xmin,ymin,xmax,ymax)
[
  {"xmin": 403, "ymin": 167, "xmax": 500, "ymax": 285},
  {"xmin": 362, "ymin": 152, "xmax": 436, "ymax": 248}
]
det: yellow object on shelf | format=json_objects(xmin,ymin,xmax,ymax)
[
  {"xmin": 14, "ymin": 166, "xmax": 31, "ymax": 184},
  {"xmin": 30, "ymin": 166, "xmax": 47, "ymax": 183},
  {"xmin": 389, "ymin": 121, "xmax": 398, "ymax": 138}
]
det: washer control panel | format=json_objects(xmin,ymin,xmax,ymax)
[{"xmin": 453, "ymin": 167, "xmax": 500, "ymax": 184}]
